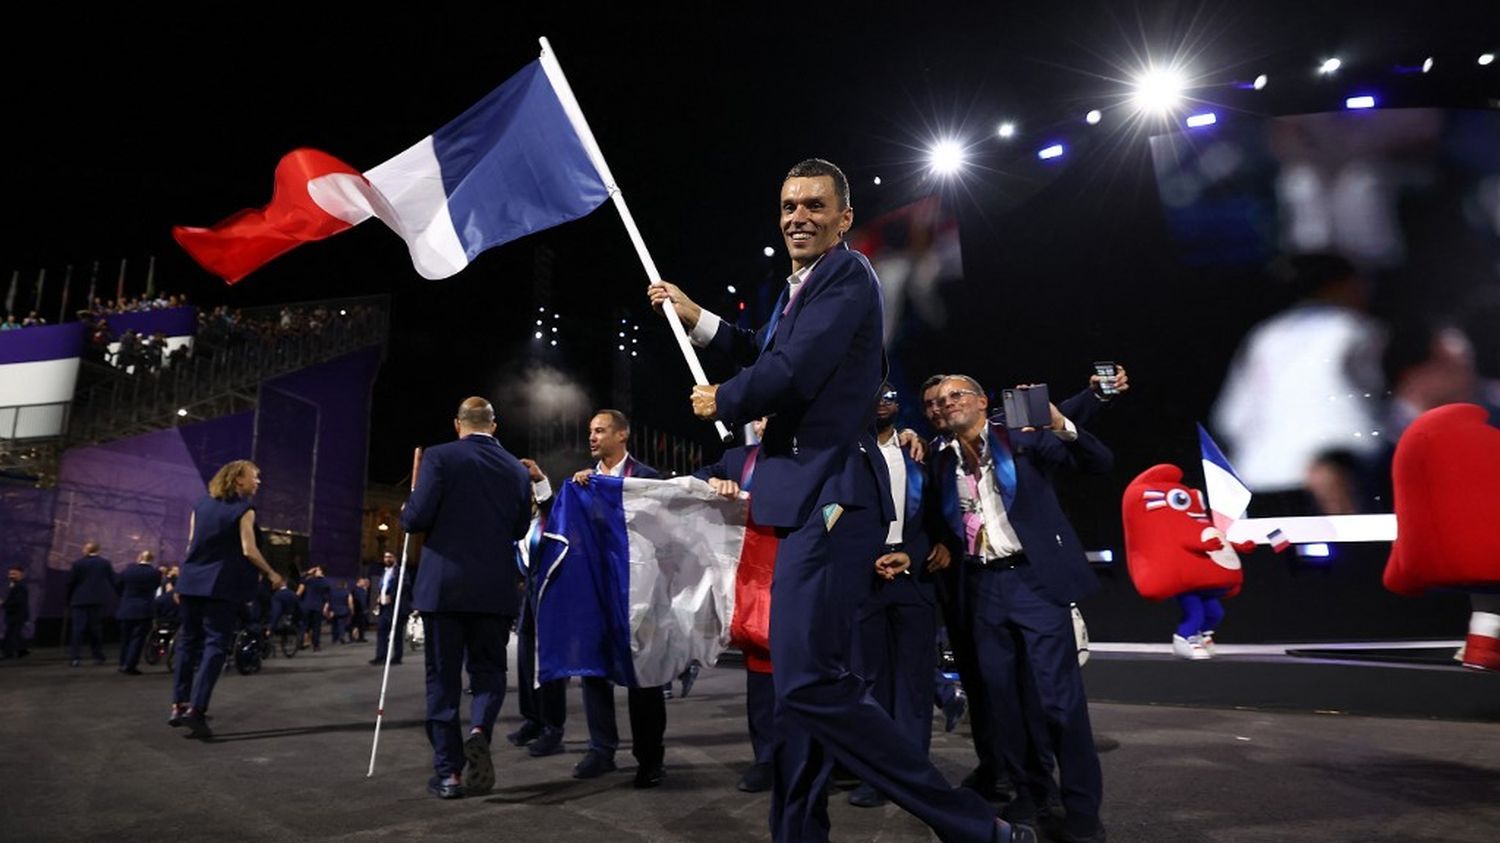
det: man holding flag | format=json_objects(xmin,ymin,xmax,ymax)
[{"xmin": 648, "ymin": 159, "xmax": 1031, "ymax": 843}]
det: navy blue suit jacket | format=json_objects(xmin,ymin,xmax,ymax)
[
  {"xmin": 930, "ymin": 417, "xmax": 1113, "ymax": 606},
  {"xmin": 67, "ymin": 556, "xmax": 118, "ymax": 607},
  {"xmin": 884, "ymin": 445, "xmax": 941, "ymax": 605},
  {"xmin": 298, "ymin": 576, "xmax": 330, "ymax": 612},
  {"xmin": 692, "ymin": 445, "xmax": 755, "ymax": 486},
  {"xmin": 402, "ymin": 433, "xmax": 532, "ymax": 615},
  {"xmin": 4, "ymin": 582, "xmax": 29, "ymax": 623},
  {"xmin": 115, "ymin": 564, "xmax": 162, "ymax": 620},
  {"xmin": 707, "ymin": 244, "xmax": 893, "ymax": 529}
]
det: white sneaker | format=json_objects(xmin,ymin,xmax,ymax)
[
  {"xmin": 1200, "ymin": 631, "xmax": 1218, "ymax": 657},
  {"xmin": 1172, "ymin": 634, "xmax": 1211, "ymax": 660}
]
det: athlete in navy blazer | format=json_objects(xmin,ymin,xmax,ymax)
[
  {"xmin": 400, "ymin": 397, "xmax": 531, "ymax": 800},
  {"xmin": 652, "ymin": 159, "xmax": 1024, "ymax": 843},
  {"xmin": 846, "ymin": 388, "xmax": 945, "ymax": 809},
  {"xmin": 568, "ymin": 409, "xmax": 670, "ymax": 788},
  {"xmin": 66, "ymin": 543, "xmax": 118, "ymax": 666},
  {"xmin": 927, "ymin": 374, "xmax": 1113, "ymax": 843},
  {"xmin": 115, "ymin": 552, "xmax": 163, "ymax": 674}
]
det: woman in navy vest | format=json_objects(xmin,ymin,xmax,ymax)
[{"xmin": 170, "ymin": 460, "xmax": 284, "ymax": 738}]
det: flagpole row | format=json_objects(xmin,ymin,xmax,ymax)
[
  {"xmin": 539, "ymin": 36, "xmax": 733, "ymax": 444},
  {"xmin": 367, "ymin": 446, "xmax": 423, "ymax": 778}
]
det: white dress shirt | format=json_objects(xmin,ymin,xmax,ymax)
[
  {"xmin": 878, "ymin": 431, "xmax": 907, "ymax": 545},
  {"xmin": 951, "ymin": 418, "xmax": 1077, "ymax": 559}
]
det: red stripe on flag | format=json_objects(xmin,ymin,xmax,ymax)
[{"xmin": 172, "ymin": 148, "xmax": 364, "ymax": 284}]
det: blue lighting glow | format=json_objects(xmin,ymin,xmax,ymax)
[
  {"xmin": 1037, "ymin": 144, "xmax": 1065, "ymax": 160},
  {"xmin": 1185, "ymin": 112, "xmax": 1217, "ymax": 128},
  {"xmin": 1345, "ymin": 95, "xmax": 1377, "ymax": 109},
  {"xmin": 1296, "ymin": 543, "xmax": 1331, "ymax": 558}
]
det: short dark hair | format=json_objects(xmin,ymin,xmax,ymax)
[
  {"xmin": 593, "ymin": 409, "xmax": 630, "ymax": 433},
  {"xmin": 920, "ymin": 374, "xmax": 949, "ymax": 393},
  {"xmin": 785, "ymin": 158, "xmax": 851, "ymax": 209}
]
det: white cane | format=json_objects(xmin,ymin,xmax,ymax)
[{"xmin": 367, "ymin": 446, "xmax": 422, "ymax": 778}]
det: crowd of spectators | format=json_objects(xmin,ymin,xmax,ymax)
[{"xmin": 4, "ymin": 292, "xmax": 382, "ymax": 376}]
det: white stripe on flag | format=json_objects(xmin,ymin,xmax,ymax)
[
  {"xmin": 362, "ymin": 138, "xmax": 468, "ymax": 279},
  {"xmin": 1202, "ymin": 459, "xmax": 1252, "ymax": 524},
  {"xmin": 620, "ymin": 477, "xmax": 747, "ymax": 687}
]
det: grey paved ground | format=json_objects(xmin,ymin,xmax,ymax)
[{"xmin": 3, "ymin": 640, "xmax": 1498, "ymax": 842}]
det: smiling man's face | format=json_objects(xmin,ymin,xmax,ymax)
[{"xmin": 780, "ymin": 175, "xmax": 852, "ymax": 271}]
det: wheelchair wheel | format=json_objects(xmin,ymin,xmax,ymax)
[
  {"xmin": 279, "ymin": 627, "xmax": 299, "ymax": 658},
  {"xmin": 234, "ymin": 633, "xmax": 262, "ymax": 675},
  {"xmin": 143, "ymin": 635, "xmax": 163, "ymax": 666}
]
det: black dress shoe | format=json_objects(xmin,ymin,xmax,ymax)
[
  {"xmin": 737, "ymin": 763, "xmax": 773, "ymax": 793},
  {"xmin": 507, "ymin": 721, "xmax": 543, "ymax": 747},
  {"xmin": 168, "ymin": 706, "xmax": 186, "ymax": 728},
  {"xmin": 847, "ymin": 782, "xmax": 887, "ymax": 808},
  {"xmin": 181, "ymin": 709, "xmax": 213, "ymax": 740},
  {"xmin": 962, "ymin": 768, "xmax": 1008, "ymax": 801},
  {"xmin": 69, "ymin": 659, "xmax": 81, "ymax": 668},
  {"xmin": 122, "ymin": 667, "xmax": 142, "ymax": 675},
  {"xmin": 633, "ymin": 762, "xmax": 665, "ymax": 789},
  {"xmin": 572, "ymin": 749, "xmax": 617, "ymax": 779},
  {"xmin": 527, "ymin": 728, "xmax": 564, "ymax": 757},
  {"xmin": 463, "ymin": 731, "xmax": 495, "ymax": 794},
  {"xmin": 427, "ymin": 773, "xmax": 465, "ymax": 799}
]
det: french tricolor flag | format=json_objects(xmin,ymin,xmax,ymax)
[
  {"xmin": 533, "ymin": 476, "xmax": 777, "ymax": 687},
  {"xmin": 173, "ymin": 53, "xmax": 610, "ymax": 284},
  {"xmin": 1198, "ymin": 423, "xmax": 1253, "ymax": 533}
]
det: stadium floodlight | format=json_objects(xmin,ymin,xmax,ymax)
[
  {"xmin": 929, "ymin": 140, "xmax": 966, "ymax": 176},
  {"xmin": 1131, "ymin": 67, "xmax": 1186, "ymax": 113}
]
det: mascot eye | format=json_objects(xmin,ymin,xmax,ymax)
[{"xmin": 1167, "ymin": 489, "xmax": 1193, "ymax": 511}]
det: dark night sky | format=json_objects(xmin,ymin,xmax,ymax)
[{"xmin": 4, "ymin": 3, "xmax": 1496, "ymax": 485}]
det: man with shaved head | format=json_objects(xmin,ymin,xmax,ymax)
[{"xmin": 401, "ymin": 396, "xmax": 533, "ymax": 800}]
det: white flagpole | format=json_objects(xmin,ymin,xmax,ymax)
[
  {"xmin": 367, "ymin": 447, "xmax": 423, "ymax": 778},
  {"xmin": 538, "ymin": 36, "xmax": 732, "ymax": 443}
]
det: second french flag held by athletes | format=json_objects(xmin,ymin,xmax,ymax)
[
  {"xmin": 173, "ymin": 52, "xmax": 610, "ymax": 284},
  {"xmin": 532, "ymin": 476, "xmax": 779, "ymax": 688}
]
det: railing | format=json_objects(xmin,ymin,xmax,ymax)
[{"xmin": 68, "ymin": 295, "xmax": 389, "ymax": 446}]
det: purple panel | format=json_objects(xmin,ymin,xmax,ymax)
[
  {"xmin": 102, "ymin": 306, "xmax": 198, "ymax": 340},
  {"xmin": 178, "ymin": 412, "xmax": 256, "ymax": 485},
  {"xmin": 0, "ymin": 481, "xmax": 57, "ymax": 622},
  {"xmin": 0, "ymin": 322, "xmax": 86, "ymax": 364},
  {"xmin": 38, "ymin": 412, "xmax": 254, "ymax": 618},
  {"xmin": 261, "ymin": 347, "xmax": 381, "ymax": 578}
]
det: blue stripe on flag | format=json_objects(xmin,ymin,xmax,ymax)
[
  {"xmin": 1196, "ymin": 423, "xmax": 1241, "ymax": 480},
  {"xmin": 534, "ymin": 475, "xmax": 638, "ymax": 687},
  {"xmin": 431, "ymin": 60, "xmax": 611, "ymax": 262}
]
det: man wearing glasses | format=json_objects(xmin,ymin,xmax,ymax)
[{"xmin": 927, "ymin": 375, "xmax": 1114, "ymax": 843}]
